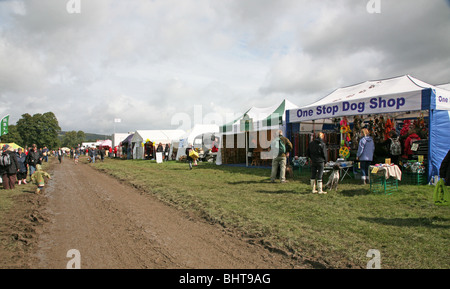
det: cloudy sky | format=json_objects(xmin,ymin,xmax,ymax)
[{"xmin": 1, "ymin": 0, "xmax": 449, "ymax": 135}]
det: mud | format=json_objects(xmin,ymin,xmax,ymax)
[{"xmin": 1, "ymin": 159, "xmax": 309, "ymax": 269}]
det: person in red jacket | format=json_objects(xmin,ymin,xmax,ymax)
[{"xmin": 404, "ymin": 132, "xmax": 421, "ymax": 159}]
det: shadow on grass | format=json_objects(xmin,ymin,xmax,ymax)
[
  {"xmin": 256, "ymin": 189, "xmax": 310, "ymax": 195},
  {"xmin": 359, "ymin": 217, "xmax": 450, "ymax": 229},
  {"xmin": 338, "ymin": 189, "xmax": 372, "ymax": 197}
]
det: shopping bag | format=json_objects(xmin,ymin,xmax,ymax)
[{"xmin": 433, "ymin": 179, "xmax": 450, "ymax": 206}]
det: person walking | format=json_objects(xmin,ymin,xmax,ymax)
[
  {"xmin": 0, "ymin": 145, "xmax": 20, "ymax": 190},
  {"xmin": 56, "ymin": 148, "xmax": 63, "ymax": 164},
  {"xmin": 270, "ymin": 130, "xmax": 293, "ymax": 183},
  {"xmin": 306, "ymin": 132, "xmax": 328, "ymax": 194},
  {"xmin": 357, "ymin": 128, "xmax": 375, "ymax": 185},
  {"xmin": 31, "ymin": 164, "xmax": 51, "ymax": 194},
  {"xmin": 185, "ymin": 144, "xmax": 195, "ymax": 170},
  {"xmin": 16, "ymin": 148, "xmax": 28, "ymax": 185}
]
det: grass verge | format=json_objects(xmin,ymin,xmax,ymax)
[{"xmin": 91, "ymin": 158, "xmax": 449, "ymax": 269}]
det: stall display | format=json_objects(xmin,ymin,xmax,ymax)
[
  {"xmin": 339, "ymin": 116, "xmax": 351, "ymax": 159},
  {"xmin": 369, "ymin": 164, "xmax": 402, "ymax": 195},
  {"xmin": 286, "ymin": 75, "xmax": 450, "ymax": 182},
  {"xmin": 402, "ymin": 160, "xmax": 427, "ymax": 185}
]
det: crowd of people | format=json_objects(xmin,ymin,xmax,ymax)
[
  {"xmin": 0, "ymin": 143, "xmax": 113, "ymax": 192},
  {"xmin": 0, "ymin": 144, "xmax": 52, "ymax": 193},
  {"xmin": 1, "ymin": 131, "xmax": 449, "ymax": 195}
]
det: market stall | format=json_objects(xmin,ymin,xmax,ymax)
[
  {"xmin": 286, "ymin": 75, "xmax": 450, "ymax": 183},
  {"xmin": 220, "ymin": 99, "xmax": 299, "ymax": 165},
  {"xmin": 131, "ymin": 130, "xmax": 185, "ymax": 160}
]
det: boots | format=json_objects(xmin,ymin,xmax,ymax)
[
  {"xmin": 317, "ymin": 180, "xmax": 327, "ymax": 195},
  {"xmin": 310, "ymin": 179, "xmax": 318, "ymax": 194},
  {"xmin": 361, "ymin": 176, "xmax": 367, "ymax": 185}
]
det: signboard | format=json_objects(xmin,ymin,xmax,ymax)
[
  {"xmin": 156, "ymin": 152, "xmax": 163, "ymax": 163},
  {"xmin": 288, "ymin": 90, "xmax": 422, "ymax": 123}
]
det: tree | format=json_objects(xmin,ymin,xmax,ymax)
[
  {"xmin": 62, "ymin": 130, "xmax": 85, "ymax": 148},
  {"xmin": 16, "ymin": 112, "xmax": 61, "ymax": 149},
  {"xmin": 0, "ymin": 124, "xmax": 24, "ymax": 146}
]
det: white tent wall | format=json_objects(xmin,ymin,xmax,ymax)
[
  {"xmin": 112, "ymin": 133, "xmax": 130, "ymax": 148},
  {"xmin": 437, "ymin": 83, "xmax": 450, "ymax": 91}
]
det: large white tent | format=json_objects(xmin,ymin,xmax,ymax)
[
  {"xmin": 131, "ymin": 130, "xmax": 185, "ymax": 159},
  {"xmin": 437, "ymin": 83, "xmax": 450, "ymax": 90},
  {"xmin": 219, "ymin": 99, "xmax": 299, "ymax": 165},
  {"xmin": 286, "ymin": 75, "xmax": 450, "ymax": 181},
  {"xmin": 221, "ymin": 99, "xmax": 299, "ymax": 135},
  {"xmin": 174, "ymin": 124, "xmax": 220, "ymax": 160}
]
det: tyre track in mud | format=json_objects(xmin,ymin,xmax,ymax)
[{"xmin": 34, "ymin": 159, "xmax": 305, "ymax": 269}]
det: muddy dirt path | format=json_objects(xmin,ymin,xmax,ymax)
[{"xmin": 33, "ymin": 159, "xmax": 304, "ymax": 269}]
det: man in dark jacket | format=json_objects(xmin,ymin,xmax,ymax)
[
  {"xmin": 306, "ymin": 132, "xmax": 327, "ymax": 194},
  {"xmin": 26, "ymin": 144, "xmax": 41, "ymax": 178},
  {"xmin": 440, "ymin": 149, "xmax": 450, "ymax": 186},
  {"xmin": 270, "ymin": 130, "xmax": 293, "ymax": 183},
  {"xmin": 1, "ymin": 145, "xmax": 20, "ymax": 190}
]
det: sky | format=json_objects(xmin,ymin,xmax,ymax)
[{"xmin": 1, "ymin": 0, "xmax": 450, "ymax": 135}]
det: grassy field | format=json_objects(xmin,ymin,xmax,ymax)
[{"xmin": 89, "ymin": 158, "xmax": 449, "ymax": 269}]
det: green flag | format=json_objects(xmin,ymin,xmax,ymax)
[{"xmin": 1, "ymin": 115, "xmax": 9, "ymax": 136}]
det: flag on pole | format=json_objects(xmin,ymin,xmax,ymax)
[
  {"xmin": 1, "ymin": 115, "xmax": 9, "ymax": 136},
  {"xmin": 114, "ymin": 118, "xmax": 121, "ymax": 123}
]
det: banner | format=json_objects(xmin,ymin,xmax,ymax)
[
  {"xmin": 288, "ymin": 91, "xmax": 421, "ymax": 123},
  {"xmin": 1, "ymin": 115, "xmax": 9, "ymax": 136}
]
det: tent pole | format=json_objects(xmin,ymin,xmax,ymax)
[{"xmin": 246, "ymin": 131, "xmax": 249, "ymax": 167}]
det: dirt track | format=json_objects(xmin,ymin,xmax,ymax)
[{"xmin": 19, "ymin": 158, "xmax": 305, "ymax": 269}]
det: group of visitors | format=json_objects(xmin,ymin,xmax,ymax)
[
  {"xmin": 0, "ymin": 144, "xmax": 51, "ymax": 193},
  {"xmin": 268, "ymin": 127, "xmax": 409, "ymax": 194}
]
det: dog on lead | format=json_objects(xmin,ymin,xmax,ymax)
[{"xmin": 325, "ymin": 164, "xmax": 340, "ymax": 191}]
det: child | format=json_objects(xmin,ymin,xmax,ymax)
[
  {"xmin": 325, "ymin": 164, "xmax": 340, "ymax": 192},
  {"xmin": 31, "ymin": 164, "xmax": 51, "ymax": 194}
]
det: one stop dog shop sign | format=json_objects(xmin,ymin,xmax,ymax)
[{"xmin": 288, "ymin": 91, "xmax": 422, "ymax": 122}]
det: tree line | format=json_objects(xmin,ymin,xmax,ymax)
[{"xmin": 1, "ymin": 112, "xmax": 86, "ymax": 150}]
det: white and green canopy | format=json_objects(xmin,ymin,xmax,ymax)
[{"xmin": 220, "ymin": 99, "xmax": 299, "ymax": 135}]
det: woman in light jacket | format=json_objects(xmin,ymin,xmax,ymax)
[{"xmin": 357, "ymin": 128, "xmax": 375, "ymax": 185}]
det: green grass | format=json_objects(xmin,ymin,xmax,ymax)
[{"xmin": 92, "ymin": 158, "xmax": 448, "ymax": 268}]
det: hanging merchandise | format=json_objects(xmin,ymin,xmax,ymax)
[
  {"xmin": 400, "ymin": 119, "xmax": 412, "ymax": 136},
  {"xmin": 384, "ymin": 118, "xmax": 393, "ymax": 140},
  {"xmin": 339, "ymin": 116, "xmax": 351, "ymax": 159},
  {"xmin": 352, "ymin": 115, "xmax": 363, "ymax": 150}
]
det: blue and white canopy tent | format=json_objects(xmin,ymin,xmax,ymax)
[{"xmin": 286, "ymin": 75, "xmax": 450, "ymax": 182}]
